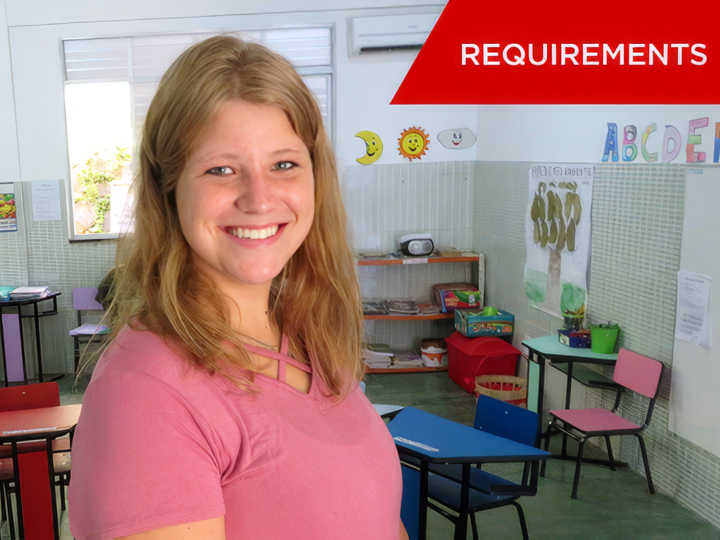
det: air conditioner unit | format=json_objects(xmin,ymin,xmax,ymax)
[{"xmin": 349, "ymin": 13, "xmax": 440, "ymax": 55}]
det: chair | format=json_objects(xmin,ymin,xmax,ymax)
[
  {"xmin": 401, "ymin": 396, "xmax": 540, "ymax": 540},
  {"xmin": 542, "ymin": 348, "xmax": 663, "ymax": 499},
  {"xmin": 69, "ymin": 287, "xmax": 109, "ymax": 372},
  {"xmin": 0, "ymin": 383, "xmax": 72, "ymax": 539}
]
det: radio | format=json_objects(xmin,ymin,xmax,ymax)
[{"xmin": 399, "ymin": 233, "xmax": 434, "ymax": 257}]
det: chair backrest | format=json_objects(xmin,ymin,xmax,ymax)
[
  {"xmin": 613, "ymin": 349, "xmax": 663, "ymax": 399},
  {"xmin": 0, "ymin": 382, "xmax": 60, "ymax": 412},
  {"xmin": 73, "ymin": 287, "xmax": 104, "ymax": 311},
  {"xmin": 473, "ymin": 395, "xmax": 539, "ymax": 447}
]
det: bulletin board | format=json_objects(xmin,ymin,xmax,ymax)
[{"xmin": 669, "ymin": 166, "xmax": 720, "ymax": 457}]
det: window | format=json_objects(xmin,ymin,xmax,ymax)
[{"xmin": 63, "ymin": 27, "xmax": 333, "ymax": 238}]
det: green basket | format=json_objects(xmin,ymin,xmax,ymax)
[{"xmin": 590, "ymin": 324, "xmax": 619, "ymax": 354}]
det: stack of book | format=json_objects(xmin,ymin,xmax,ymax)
[
  {"xmin": 392, "ymin": 350, "xmax": 424, "ymax": 368},
  {"xmin": 362, "ymin": 344, "xmax": 393, "ymax": 369},
  {"xmin": 386, "ymin": 300, "xmax": 420, "ymax": 316},
  {"xmin": 9, "ymin": 286, "xmax": 50, "ymax": 299},
  {"xmin": 362, "ymin": 301, "xmax": 388, "ymax": 316}
]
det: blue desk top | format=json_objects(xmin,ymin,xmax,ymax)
[
  {"xmin": 522, "ymin": 335, "xmax": 618, "ymax": 362},
  {"xmin": 387, "ymin": 407, "xmax": 550, "ymax": 464}
]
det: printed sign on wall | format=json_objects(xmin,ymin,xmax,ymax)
[{"xmin": 0, "ymin": 184, "xmax": 17, "ymax": 233}]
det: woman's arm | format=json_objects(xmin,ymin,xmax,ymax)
[
  {"xmin": 400, "ymin": 519, "xmax": 409, "ymax": 540},
  {"xmin": 117, "ymin": 517, "xmax": 225, "ymax": 540}
]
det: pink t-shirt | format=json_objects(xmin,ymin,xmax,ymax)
[{"xmin": 68, "ymin": 326, "xmax": 402, "ymax": 539}]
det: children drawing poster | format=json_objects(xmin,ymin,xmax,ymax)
[
  {"xmin": 524, "ymin": 165, "xmax": 593, "ymax": 319},
  {"xmin": 0, "ymin": 184, "xmax": 17, "ymax": 233}
]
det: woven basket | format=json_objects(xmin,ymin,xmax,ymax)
[{"xmin": 474, "ymin": 375, "xmax": 528, "ymax": 408}]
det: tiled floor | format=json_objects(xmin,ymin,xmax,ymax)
[{"xmin": 8, "ymin": 371, "xmax": 719, "ymax": 539}]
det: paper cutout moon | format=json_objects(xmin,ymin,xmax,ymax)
[
  {"xmin": 437, "ymin": 128, "xmax": 476, "ymax": 150},
  {"xmin": 356, "ymin": 131, "xmax": 383, "ymax": 164}
]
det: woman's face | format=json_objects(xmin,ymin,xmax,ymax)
[{"xmin": 175, "ymin": 100, "xmax": 315, "ymax": 292}]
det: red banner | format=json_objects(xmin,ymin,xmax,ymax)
[{"xmin": 392, "ymin": 0, "xmax": 720, "ymax": 105}]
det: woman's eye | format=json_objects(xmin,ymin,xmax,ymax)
[
  {"xmin": 273, "ymin": 161, "xmax": 297, "ymax": 171},
  {"xmin": 206, "ymin": 166, "xmax": 234, "ymax": 176}
]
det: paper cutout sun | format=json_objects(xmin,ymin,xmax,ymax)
[{"xmin": 398, "ymin": 127, "xmax": 429, "ymax": 161}]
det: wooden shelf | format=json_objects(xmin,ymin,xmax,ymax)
[
  {"xmin": 366, "ymin": 366, "xmax": 449, "ymax": 374},
  {"xmin": 357, "ymin": 255, "xmax": 480, "ymax": 266},
  {"xmin": 364, "ymin": 313, "xmax": 454, "ymax": 321}
]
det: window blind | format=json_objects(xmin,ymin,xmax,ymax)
[{"xmin": 63, "ymin": 28, "xmax": 333, "ymax": 132}]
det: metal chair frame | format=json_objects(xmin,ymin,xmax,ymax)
[
  {"xmin": 541, "ymin": 348, "xmax": 663, "ymax": 499},
  {"xmin": 402, "ymin": 396, "xmax": 541, "ymax": 540}
]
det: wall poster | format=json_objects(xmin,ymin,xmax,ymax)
[
  {"xmin": 524, "ymin": 165, "xmax": 593, "ymax": 319},
  {"xmin": 0, "ymin": 184, "xmax": 17, "ymax": 233}
]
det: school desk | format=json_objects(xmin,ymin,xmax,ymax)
[
  {"xmin": 0, "ymin": 292, "xmax": 62, "ymax": 386},
  {"xmin": 523, "ymin": 335, "xmax": 622, "ymax": 463},
  {"xmin": 388, "ymin": 407, "xmax": 549, "ymax": 540},
  {"xmin": 0, "ymin": 403, "xmax": 81, "ymax": 540}
]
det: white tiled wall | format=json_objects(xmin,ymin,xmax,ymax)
[{"xmin": 473, "ymin": 161, "xmax": 720, "ymax": 529}]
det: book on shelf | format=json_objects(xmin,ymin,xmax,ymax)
[
  {"xmin": 364, "ymin": 360, "xmax": 393, "ymax": 369},
  {"xmin": 9, "ymin": 286, "xmax": 51, "ymax": 299},
  {"xmin": 386, "ymin": 299, "xmax": 420, "ymax": 315},
  {"xmin": 366, "ymin": 343, "xmax": 392, "ymax": 354},
  {"xmin": 393, "ymin": 350, "xmax": 424, "ymax": 367},
  {"xmin": 417, "ymin": 303, "xmax": 440, "ymax": 315},
  {"xmin": 362, "ymin": 301, "xmax": 388, "ymax": 315}
]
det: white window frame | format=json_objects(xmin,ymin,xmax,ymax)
[{"xmin": 63, "ymin": 26, "xmax": 334, "ymax": 240}]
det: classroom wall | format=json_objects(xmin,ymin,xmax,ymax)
[
  {"xmin": 1, "ymin": 0, "xmax": 472, "ymax": 374},
  {"xmin": 472, "ymin": 161, "xmax": 720, "ymax": 528},
  {"xmin": 343, "ymin": 161, "xmax": 476, "ymax": 351}
]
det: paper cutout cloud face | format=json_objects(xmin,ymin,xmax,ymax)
[
  {"xmin": 398, "ymin": 127, "xmax": 429, "ymax": 161},
  {"xmin": 355, "ymin": 131, "xmax": 383, "ymax": 164},
  {"xmin": 437, "ymin": 128, "xmax": 477, "ymax": 150}
]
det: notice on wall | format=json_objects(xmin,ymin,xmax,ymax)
[
  {"xmin": 675, "ymin": 271, "xmax": 712, "ymax": 347},
  {"xmin": 31, "ymin": 180, "xmax": 61, "ymax": 221},
  {"xmin": 0, "ymin": 183, "xmax": 17, "ymax": 233},
  {"xmin": 524, "ymin": 165, "xmax": 593, "ymax": 319}
]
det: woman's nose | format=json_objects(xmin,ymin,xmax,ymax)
[{"xmin": 235, "ymin": 171, "xmax": 275, "ymax": 214}]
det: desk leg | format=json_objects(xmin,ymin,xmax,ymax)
[
  {"xmin": 0, "ymin": 312, "xmax": 7, "ymax": 387},
  {"xmin": 535, "ymin": 352, "xmax": 546, "ymax": 440},
  {"xmin": 454, "ymin": 464, "xmax": 470, "ymax": 540},
  {"xmin": 33, "ymin": 302, "xmax": 45, "ymax": 383},
  {"xmin": 561, "ymin": 363, "xmax": 574, "ymax": 458},
  {"xmin": 419, "ymin": 461, "xmax": 428, "ymax": 540},
  {"xmin": 17, "ymin": 448, "xmax": 56, "ymax": 540}
]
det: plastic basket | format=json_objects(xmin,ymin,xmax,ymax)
[
  {"xmin": 474, "ymin": 375, "xmax": 528, "ymax": 409},
  {"xmin": 590, "ymin": 324, "xmax": 619, "ymax": 354}
]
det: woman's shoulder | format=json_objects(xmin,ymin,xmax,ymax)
[{"xmin": 90, "ymin": 325, "xmax": 212, "ymax": 397}]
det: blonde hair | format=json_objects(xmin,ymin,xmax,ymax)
[{"xmin": 94, "ymin": 35, "xmax": 363, "ymax": 396}]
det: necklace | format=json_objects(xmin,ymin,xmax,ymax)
[{"xmin": 239, "ymin": 332, "xmax": 279, "ymax": 351}]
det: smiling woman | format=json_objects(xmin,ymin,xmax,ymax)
[{"xmin": 68, "ymin": 35, "xmax": 405, "ymax": 540}]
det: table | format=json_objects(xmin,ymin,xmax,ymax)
[
  {"xmin": 0, "ymin": 292, "xmax": 62, "ymax": 386},
  {"xmin": 388, "ymin": 407, "xmax": 549, "ymax": 540},
  {"xmin": 523, "ymin": 335, "xmax": 621, "ymax": 463},
  {"xmin": 0, "ymin": 404, "xmax": 81, "ymax": 540}
]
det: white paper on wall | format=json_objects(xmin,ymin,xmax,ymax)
[
  {"xmin": 524, "ymin": 165, "xmax": 593, "ymax": 319},
  {"xmin": 675, "ymin": 271, "xmax": 712, "ymax": 347},
  {"xmin": 31, "ymin": 180, "xmax": 61, "ymax": 221}
]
